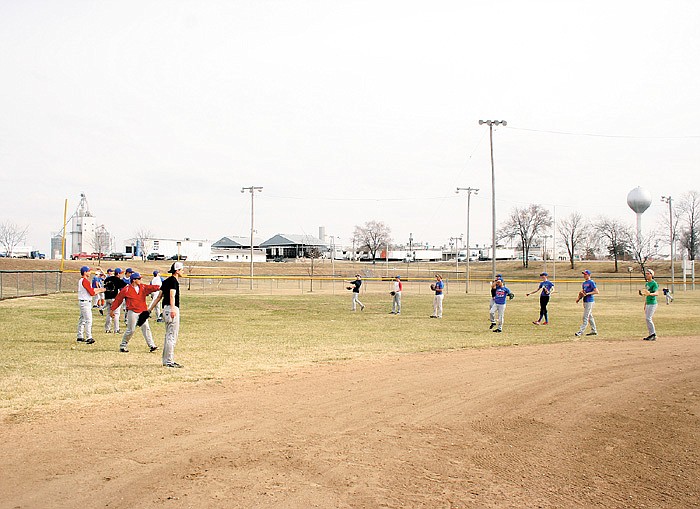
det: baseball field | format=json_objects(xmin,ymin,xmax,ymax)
[{"xmin": 1, "ymin": 263, "xmax": 699, "ymax": 508}]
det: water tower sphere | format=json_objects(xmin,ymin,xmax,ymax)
[{"xmin": 627, "ymin": 187, "xmax": 652, "ymax": 214}]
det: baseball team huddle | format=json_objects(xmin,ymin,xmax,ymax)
[
  {"xmin": 76, "ymin": 262, "xmax": 185, "ymax": 368},
  {"xmin": 347, "ymin": 269, "xmax": 663, "ymax": 341}
]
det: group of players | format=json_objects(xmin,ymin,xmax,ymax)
[
  {"xmin": 352, "ymin": 269, "xmax": 663, "ymax": 341},
  {"xmin": 75, "ymin": 262, "xmax": 185, "ymax": 368}
]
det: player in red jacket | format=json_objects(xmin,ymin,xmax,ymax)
[{"xmin": 110, "ymin": 272, "xmax": 160, "ymax": 353}]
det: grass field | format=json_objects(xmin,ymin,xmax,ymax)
[{"xmin": 1, "ymin": 286, "xmax": 698, "ymax": 415}]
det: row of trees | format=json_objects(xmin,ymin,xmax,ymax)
[
  {"xmin": 498, "ymin": 190, "xmax": 700, "ymax": 272},
  {"xmin": 349, "ymin": 191, "xmax": 699, "ymax": 271}
]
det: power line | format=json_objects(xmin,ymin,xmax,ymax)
[{"xmin": 507, "ymin": 126, "xmax": 700, "ymax": 139}]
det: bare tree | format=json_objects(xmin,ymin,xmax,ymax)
[
  {"xmin": 628, "ymin": 231, "xmax": 659, "ymax": 276},
  {"xmin": 594, "ymin": 217, "xmax": 632, "ymax": 272},
  {"xmin": 133, "ymin": 228, "xmax": 154, "ymax": 261},
  {"xmin": 352, "ymin": 221, "xmax": 392, "ymax": 264},
  {"xmin": 91, "ymin": 225, "xmax": 112, "ymax": 264},
  {"xmin": 678, "ymin": 190, "xmax": 700, "ymax": 260},
  {"xmin": 306, "ymin": 246, "xmax": 323, "ymax": 292},
  {"xmin": 558, "ymin": 212, "xmax": 588, "ymax": 269},
  {"xmin": 0, "ymin": 221, "xmax": 29, "ymax": 257},
  {"xmin": 498, "ymin": 204, "xmax": 552, "ymax": 268}
]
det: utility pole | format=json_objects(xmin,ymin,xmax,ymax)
[
  {"xmin": 479, "ymin": 120, "xmax": 507, "ymax": 279},
  {"xmin": 241, "ymin": 186, "xmax": 263, "ymax": 290},
  {"xmin": 456, "ymin": 187, "xmax": 478, "ymax": 293},
  {"xmin": 661, "ymin": 195, "xmax": 674, "ymax": 293}
]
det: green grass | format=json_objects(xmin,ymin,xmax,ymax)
[{"xmin": 1, "ymin": 288, "xmax": 698, "ymax": 414}]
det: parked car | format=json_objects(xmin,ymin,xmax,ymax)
[
  {"xmin": 71, "ymin": 252, "xmax": 92, "ymax": 260},
  {"xmin": 30, "ymin": 251, "xmax": 45, "ymax": 259},
  {"xmin": 168, "ymin": 254, "xmax": 187, "ymax": 261},
  {"xmin": 147, "ymin": 253, "xmax": 166, "ymax": 261}
]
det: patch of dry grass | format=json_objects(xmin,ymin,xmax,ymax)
[{"xmin": 1, "ymin": 288, "xmax": 698, "ymax": 416}]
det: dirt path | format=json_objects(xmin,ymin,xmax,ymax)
[{"xmin": 2, "ymin": 337, "xmax": 699, "ymax": 509}]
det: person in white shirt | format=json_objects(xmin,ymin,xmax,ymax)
[
  {"xmin": 150, "ymin": 270, "xmax": 164, "ymax": 322},
  {"xmin": 391, "ymin": 275, "xmax": 402, "ymax": 314}
]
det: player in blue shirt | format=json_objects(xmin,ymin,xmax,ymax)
[
  {"xmin": 526, "ymin": 272, "xmax": 555, "ymax": 325},
  {"xmin": 491, "ymin": 279, "xmax": 514, "ymax": 333},
  {"xmin": 575, "ymin": 270, "xmax": 599, "ymax": 337}
]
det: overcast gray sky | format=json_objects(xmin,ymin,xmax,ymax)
[{"xmin": 1, "ymin": 0, "xmax": 698, "ymax": 254}]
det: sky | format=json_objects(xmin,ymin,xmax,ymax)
[{"xmin": 1, "ymin": 0, "xmax": 699, "ymax": 254}]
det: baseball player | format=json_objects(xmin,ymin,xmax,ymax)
[
  {"xmin": 110, "ymin": 272, "xmax": 160, "ymax": 353},
  {"xmin": 575, "ymin": 270, "xmax": 599, "ymax": 337},
  {"xmin": 347, "ymin": 274, "xmax": 365, "ymax": 311},
  {"xmin": 150, "ymin": 269, "xmax": 164, "ymax": 322},
  {"xmin": 103, "ymin": 267, "xmax": 127, "ymax": 333},
  {"xmin": 641, "ymin": 268, "xmax": 659, "ymax": 341},
  {"xmin": 76, "ymin": 266, "xmax": 106, "ymax": 345},
  {"xmin": 430, "ymin": 274, "xmax": 444, "ymax": 318},
  {"xmin": 489, "ymin": 274, "xmax": 504, "ymax": 329},
  {"xmin": 490, "ymin": 278, "xmax": 514, "ymax": 333},
  {"xmin": 526, "ymin": 272, "xmax": 555, "ymax": 325},
  {"xmin": 150, "ymin": 262, "xmax": 184, "ymax": 368},
  {"xmin": 390, "ymin": 275, "xmax": 402, "ymax": 314}
]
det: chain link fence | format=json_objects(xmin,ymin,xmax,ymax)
[{"xmin": 0, "ymin": 270, "xmax": 64, "ymax": 300}]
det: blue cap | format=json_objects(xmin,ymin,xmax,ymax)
[
  {"xmin": 130, "ymin": 272, "xmax": 142, "ymax": 282},
  {"xmin": 496, "ymin": 274, "xmax": 503, "ymax": 279},
  {"xmin": 80, "ymin": 266, "xmax": 90, "ymax": 275},
  {"xmin": 153, "ymin": 270, "xmax": 159, "ymax": 276},
  {"xmin": 395, "ymin": 275, "xmax": 401, "ymax": 279},
  {"xmin": 540, "ymin": 272, "xmax": 548, "ymax": 277},
  {"xmin": 125, "ymin": 268, "xmax": 133, "ymax": 274},
  {"xmin": 114, "ymin": 268, "xmax": 122, "ymax": 274},
  {"xmin": 582, "ymin": 270, "xmax": 591, "ymax": 275}
]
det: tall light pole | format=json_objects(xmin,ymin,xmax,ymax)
[
  {"xmin": 661, "ymin": 195, "xmax": 674, "ymax": 292},
  {"xmin": 241, "ymin": 186, "xmax": 263, "ymax": 290},
  {"xmin": 542, "ymin": 234, "xmax": 552, "ymax": 274},
  {"xmin": 456, "ymin": 187, "xmax": 478, "ymax": 293},
  {"xmin": 479, "ymin": 119, "xmax": 507, "ymax": 279}
]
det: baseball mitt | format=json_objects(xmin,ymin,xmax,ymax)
[
  {"xmin": 390, "ymin": 291, "xmax": 396, "ymax": 296},
  {"xmin": 430, "ymin": 284, "xmax": 436, "ymax": 291},
  {"xmin": 575, "ymin": 290, "xmax": 585, "ymax": 303},
  {"xmin": 136, "ymin": 310, "xmax": 151, "ymax": 327},
  {"xmin": 508, "ymin": 292, "xmax": 515, "ymax": 300},
  {"xmin": 346, "ymin": 286, "xmax": 353, "ymax": 290}
]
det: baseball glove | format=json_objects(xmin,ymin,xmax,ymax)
[
  {"xmin": 136, "ymin": 310, "xmax": 151, "ymax": 327},
  {"xmin": 390, "ymin": 291, "xmax": 396, "ymax": 296},
  {"xmin": 430, "ymin": 284, "xmax": 436, "ymax": 291},
  {"xmin": 346, "ymin": 286, "xmax": 353, "ymax": 291},
  {"xmin": 575, "ymin": 290, "xmax": 585, "ymax": 303},
  {"xmin": 508, "ymin": 292, "xmax": 515, "ymax": 300}
]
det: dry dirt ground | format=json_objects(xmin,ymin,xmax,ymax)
[{"xmin": 1, "ymin": 337, "xmax": 698, "ymax": 509}]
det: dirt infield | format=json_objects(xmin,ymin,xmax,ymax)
[{"xmin": 1, "ymin": 337, "xmax": 698, "ymax": 509}]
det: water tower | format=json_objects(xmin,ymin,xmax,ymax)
[{"xmin": 627, "ymin": 187, "xmax": 652, "ymax": 242}]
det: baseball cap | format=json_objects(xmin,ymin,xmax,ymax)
[
  {"xmin": 395, "ymin": 275, "xmax": 401, "ymax": 279},
  {"xmin": 540, "ymin": 272, "xmax": 548, "ymax": 277},
  {"xmin": 168, "ymin": 262, "xmax": 184, "ymax": 274},
  {"xmin": 107, "ymin": 268, "xmax": 114, "ymax": 274},
  {"xmin": 80, "ymin": 266, "xmax": 90, "ymax": 275},
  {"xmin": 125, "ymin": 268, "xmax": 133, "ymax": 274},
  {"xmin": 646, "ymin": 268, "xmax": 655, "ymax": 276},
  {"xmin": 114, "ymin": 268, "xmax": 123, "ymax": 275},
  {"xmin": 153, "ymin": 270, "xmax": 159, "ymax": 276},
  {"xmin": 582, "ymin": 270, "xmax": 591, "ymax": 275},
  {"xmin": 130, "ymin": 272, "xmax": 142, "ymax": 282}
]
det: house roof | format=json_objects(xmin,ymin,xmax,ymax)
[
  {"xmin": 212, "ymin": 236, "xmax": 263, "ymax": 248},
  {"xmin": 260, "ymin": 233, "xmax": 327, "ymax": 247}
]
